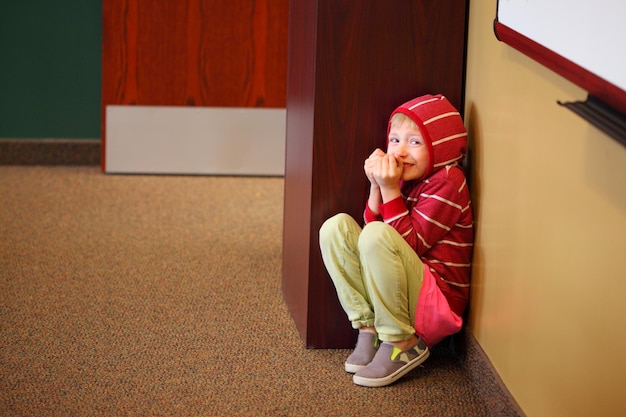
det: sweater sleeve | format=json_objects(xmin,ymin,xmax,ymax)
[
  {"xmin": 380, "ymin": 168, "xmax": 468, "ymax": 256},
  {"xmin": 364, "ymin": 201, "xmax": 382, "ymax": 224}
]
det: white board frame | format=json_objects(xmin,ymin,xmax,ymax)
[{"xmin": 495, "ymin": 0, "xmax": 626, "ymax": 115}]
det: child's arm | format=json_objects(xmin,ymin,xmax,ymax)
[
  {"xmin": 363, "ymin": 149, "xmax": 385, "ymax": 216},
  {"xmin": 364, "ymin": 149, "xmax": 404, "ymax": 221},
  {"xmin": 376, "ymin": 153, "xmax": 403, "ymax": 204},
  {"xmin": 366, "ymin": 184, "xmax": 383, "ymax": 216},
  {"xmin": 382, "ymin": 168, "xmax": 469, "ymax": 255}
]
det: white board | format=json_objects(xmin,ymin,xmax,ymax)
[{"xmin": 497, "ymin": 0, "xmax": 626, "ymax": 92}]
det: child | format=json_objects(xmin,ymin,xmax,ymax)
[{"xmin": 319, "ymin": 94, "xmax": 473, "ymax": 388}]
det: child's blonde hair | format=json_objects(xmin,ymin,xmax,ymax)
[{"xmin": 389, "ymin": 112, "xmax": 418, "ymax": 130}]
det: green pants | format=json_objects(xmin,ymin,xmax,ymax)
[{"xmin": 319, "ymin": 213, "xmax": 424, "ymax": 342}]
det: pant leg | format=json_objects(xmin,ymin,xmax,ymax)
[
  {"xmin": 358, "ymin": 221, "xmax": 424, "ymax": 342},
  {"xmin": 319, "ymin": 213, "xmax": 374, "ymax": 329}
]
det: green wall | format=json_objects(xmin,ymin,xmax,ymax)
[{"xmin": 0, "ymin": 2, "xmax": 101, "ymax": 139}]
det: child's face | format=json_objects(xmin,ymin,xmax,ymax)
[{"xmin": 387, "ymin": 120, "xmax": 429, "ymax": 181}]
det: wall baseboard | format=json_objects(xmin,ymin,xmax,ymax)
[
  {"xmin": 0, "ymin": 139, "xmax": 100, "ymax": 166},
  {"xmin": 457, "ymin": 328, "xmax": 526, "ymax": 417},
  {"xmin": 104, "ymin": 106, "xmax": 286, "ymax": 176}
]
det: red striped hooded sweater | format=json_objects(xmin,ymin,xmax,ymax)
[{"xmin": 364, "ymin": 94, "xmax": 473, "ymax": 316}]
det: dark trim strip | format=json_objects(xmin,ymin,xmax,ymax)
[
  {"xmin": 0, "ymin": 139, "xmax": 100, "ymax": 166},
  {"xmin": 558, "ymin": 95, "xmax": 626, "ymax": 147},
  {"xmin": 460, "ymin": 328, "xmax": 526, "ymax": 416}
]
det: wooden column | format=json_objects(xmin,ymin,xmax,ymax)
[{"xmin": 282, "ymin": 0, "xmax": 468, "ymax": 348}]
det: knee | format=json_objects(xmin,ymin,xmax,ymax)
[
  {"xmin": 358, "ymin": 221, "xmax": 389, "ymax": 255},
  {"xmin": 319, "ymin": 213, "xmax": 353, "ymax": 244}
]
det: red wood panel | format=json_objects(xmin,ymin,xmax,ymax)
[
  {"xmin": 282, "ymin": 0, "xmax": 468, "ymax": 348},
  {"xmin": 101, "ymin": 0, "xmax": 289, "ymax": 168}
]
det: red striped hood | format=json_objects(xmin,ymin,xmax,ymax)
[{"xmin": 388, "ymin": 94, "xmax": 467, "ymax": 180}]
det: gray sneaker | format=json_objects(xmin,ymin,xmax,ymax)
[
  {"xmin": 353, "ymin": 338, "xmax": 429, "ymax": 387},
  {"xmin": 345, "ymin": 332, "xmax": 379, "ymax": 373}
]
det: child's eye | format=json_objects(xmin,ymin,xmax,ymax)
[
  {"xmin": 389, "ymin": 137, "xmax": 399, "ymax": 143},
  {"xmin": 410, "ymin": 138, "xmax": 422, "ymax": 145}
]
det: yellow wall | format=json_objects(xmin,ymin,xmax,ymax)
[{"xmin": 465, "ymin": 1, "xmax": 626, "ymax": 416}]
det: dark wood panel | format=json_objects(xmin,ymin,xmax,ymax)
[
  {"xmin": 281, "ymin": 0, "xmax": 317, "ymax": 344},
  {"xmin": 282, "ymin": 0, "xmax": 468, "ymax": 348}
]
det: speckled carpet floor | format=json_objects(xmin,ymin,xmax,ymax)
[{"xmin": 0, "ymin": 166, "xmax": 522, "ymax": 417}]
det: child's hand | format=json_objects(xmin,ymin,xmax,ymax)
[
  {"xmin": 375, "ymin": 153, "xmax": 403, "ymax": 188},
  {"xmin": 364, "ymin": 148, "xmax": 385, "ymax": 186}
]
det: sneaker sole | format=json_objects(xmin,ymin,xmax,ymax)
[
  {"xmin": 345, "ymin": 362, "xmax": 366, "ymax": 374},
  {"xmin": 352, "ymin": 349, "xmax": 430, "ymax": 387}
]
